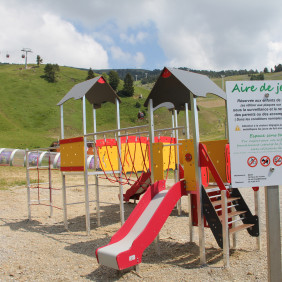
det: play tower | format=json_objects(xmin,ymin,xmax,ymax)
[{"xmin": 95, "ymin": 67, "xmax": 259, "ymax": 270}]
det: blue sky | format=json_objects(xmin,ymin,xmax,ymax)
[{"xmin": 1, "ymin": 0, "xmax": 282, "ymax": 71}]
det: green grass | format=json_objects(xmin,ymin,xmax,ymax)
[{"xmin": 1, "ymin": 64, "xmax": 282, "ymax": 149}]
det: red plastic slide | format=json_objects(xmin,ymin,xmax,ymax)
[
  {"xmin": 96, "ymin": 180, "xmax": 187, "ymax": 270},
  {"xmin": 123, "ymin": 171, "xmax": 151, "ymax": 202}
]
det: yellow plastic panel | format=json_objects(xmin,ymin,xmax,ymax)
[
  {"xmin": 202, "ymin": 139, "xmax": 228, "ymax": 183},
  {"xmin": 162, "ymin": 143, "xmax": 176, "ymax": 170},
  {"xmin": 152, "ymin": 142, "xmax": 164, "ymax": 181},
  {"xmin": 60, "ymin": 136, "xmax": 85, "ymax": 171},
  {"xmin": 182, "ymin": 139, "xmax": 197, "ymax": 191},
  {"xmin": 122, "ymin": 142, "xmax": 149, "ymax": 173},
  {"xmin": 178, "ymin": 140, "xmax": 184, "ymax": 164},
  {"xmin": 98, "ymin": 145, "xmax": 118, "ymax": 171}
]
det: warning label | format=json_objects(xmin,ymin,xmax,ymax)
[
  {"xmin": 260, "ymin": 156, "xmax": 270, "ymax": 167},
  {"xmin": 247, "ymin": 156, "xmax": 258, "ymax": 167},
  {"xmin": 273, "ymin": 155, "xmax": 282, "ymax": 166}
]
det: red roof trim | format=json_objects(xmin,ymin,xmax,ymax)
[{"xmin": 161, "ymin": 68, "xmax": 171, "ymax": 78}]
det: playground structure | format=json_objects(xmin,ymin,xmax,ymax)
[{"xmin": 24, "ymin": 68, "xmax": 261, "ymax": 271}]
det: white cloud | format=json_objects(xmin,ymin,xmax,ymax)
[
  {"xmin": 134, "ymin": 52, "xmax": 145, "ymax": 68},
  {"xmin": 110, "ymin": 46, "xmax": 145, "ymax": 68},
  {"xmin": 120, "ymin": 32, "xmax": 148, "ymax": 44},
  {"xmin": 0, "ymin": 2, "xmax": 109, "ymax": 69},
  {"xmin": 2, "ymin": 0, "xmax": 282, "ymax": 70},
  {"xmin": 267, "ymin": 41, "xmax": 282, "ymax": 69}
]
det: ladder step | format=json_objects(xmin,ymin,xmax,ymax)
[
  {"xmin": 205, "ymin": 187, "xmax": 220, "ymax": 193},
  {"xmin": 209, "ymin": 194, "xmax": 220, "ymax": 199},
  {"xmin": 218, "ymin": 210, "xmax": 246, "ymax": 220},
  {"xmin": 228, "ymin": 216, "xmax": 245, "ymax": 225},
  {"xmin": 215, "ymin": 203, "xmax": 238, "ymax": 212},
  {"xmin": 212, "ymin": 197, "xmax": 241, "ymax": 207},
  {"xmin": 229, "ymin": 223, "xmax": 254, "ymax": 235}
]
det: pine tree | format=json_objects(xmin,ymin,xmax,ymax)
[
  {"xmin": 108, "ymin": 70, "xmax": 120, "ymax": 91},
  {"xmin": 36, "ymin": 55, "xmax": 43, "ymax": 66},
  {"xmin": 122, "ymin": 73, "xmax": 134, "ymax": 97},
  {"xmin": 86, "ymin": 68, "xmax": 95, "ymax": 80},
  {"xmin": 44, "ymin": 64, "xmax": 60, "ymax": 82}
]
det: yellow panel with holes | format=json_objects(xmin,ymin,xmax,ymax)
[
  {"xmin": 202, "ymin": 139, "xmax": 228, "ymax": 183},
  {"xmin": 182, "ymin": 139, "xmax": 197, "ymax": 191},
  {"xmin": 97, "ymin": 145, "xmax": 118, "ymax": 172},
  {"xmin": 60, "ymin": 137, "xmax": 85, "ymax": 171},
  {"xmin": 152, "ymin": 142, "xmax": 164, "ymax": 181},
  {"xmin": 163, "ymin": 143, "xmax": 176, "ymax": 171}
]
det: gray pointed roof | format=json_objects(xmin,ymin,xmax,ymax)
[
  {"xmin": 144, "ymin": 67, "xmax": 226, "ymax": 111},
  {"xmin": 57, "ymin": 76, "xmax": 120, "ymax": 109}
]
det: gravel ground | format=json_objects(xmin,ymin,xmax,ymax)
[{"xmin": 0, "ymin": 168, "xmax": 281, "ymax": 281}]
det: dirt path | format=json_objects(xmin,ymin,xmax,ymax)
[{"xmin": 0, "ymin": 167, "xmax": 280, "ymax": 281}]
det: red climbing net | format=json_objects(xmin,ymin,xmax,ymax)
[{"xmin": 94, "ymin": 135, "xmax": 176, "ymax": 186}]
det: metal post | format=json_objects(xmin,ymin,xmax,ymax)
[
  {"xmin": 185, "ymin": 103, "xmax": 190, "ymax": 139},
  {"xmin": 93, "ymin": 107, "xmax": 100, "ymax": 226},
  {"xmin": 21, "ymin": 48, "xmax": 32, "ymax": 70},
  {"xmin": 174, "ymin": 109, "xmax": 181, "ymax": 215},
  {"xmin": 48, "ymin": 152, "xmax": 53, "ymax": 217},
  {"xmin": 116, "ymin": 99, "xmax": 125, "ymax": 225},
  {"xmin": 148, "ymin": 99, "xmax": 160, "ymax": 255},
  {"xmin": 172, "ymin": 112, "xmax": 176, "ymax": 184},
  {"xmin": 26, "ymin": 149, "xmax": 31, "ymax": 221},
  {"xmin": 231, "ymin": 206, "xmax": 237, "ymax": 249},
  {"xmin": 82, "ymin": 96, "xmax": 87, "ymax": 136},
  {"xmin": 60, "ymin": 105, "xmax": 64, "ymax": 139},
  {"xmin": 148, "ymin": 99, "xmax": 155, "ymax": 182},
  {"xmin": 254, "ymin": 189, "xmax": 261, "ymax": 250},
  {"xmin": 190, "ymin": 93, "xmax": 206, "ymax": 264},
  {"xmin": 221, "ymin": 190, "xmax": 230, "ymax": 267},
  {"xmin": 185, "ymin": 102, "xmax": 194, "ymax": 243},
  {"xmin": 62, "ymin": 173, "xmax": 68, "ymax": 230},
  {"xmin": 82, "ymin": 96, "xmax": 91, "ymax": 235},
  {"xmin": 265, "ymin": 186, "xmax": 281, "ymax": 282}
]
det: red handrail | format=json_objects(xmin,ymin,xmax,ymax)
[{"xmin": 199, "ymin": 143, "xmax": 230, "ymax": 197}]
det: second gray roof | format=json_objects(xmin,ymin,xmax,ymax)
[{"xmin": 144, "ymin": 67, "xmax": 226, "ymax": 111}]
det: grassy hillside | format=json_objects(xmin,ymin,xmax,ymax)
[{"xmin": 1, "ymin": 64, "xmax": 282, "ymax": 149}]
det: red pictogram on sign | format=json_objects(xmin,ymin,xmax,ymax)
[
  {"xmin": 260, "ymin": 156, "xmax": 270, "ymax": 167},
  {"xmin": 273, "ymin": 155, "xmax": 282, "ymax": 166},
  {"xmin": 247, "ymin": 156, "xmax": 258, "ymax": 167}
]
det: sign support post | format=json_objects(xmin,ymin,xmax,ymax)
[{"xmin": 265, "ymin": 185, "xmax": 281, "ymax": 282}]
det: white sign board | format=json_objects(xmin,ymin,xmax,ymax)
[{"xmin": 226, "ymin": 80, "xmax": 282, "ymax": 188}]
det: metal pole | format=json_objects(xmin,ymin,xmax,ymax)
[
  {"xmin": 82, "ymin": 96, "xmax": 87, "ymax": 136},
  {"xmin": 82, "ymin": 96, "xmax": 91, "ymax": 235},
  {"xmin": 148, "ymin": 99, "xmax": 155, "ymax": 182},
  {"xmin": 265, "ymin": 186, "xmax": 281, "ymax": 282},
  {"xmin": 62, "ymin": 173, "xmax": 68, "ymax": 230},
  {"xmin": 221, "ymin": 190, "xmax": 230, "ymax": 268},
  {"xmin": 254, "ymin": 189, "xmax": 261, "ymax": 250},
  {"xmin": 26, "ymin": 149, "xmax": 31, "ymax": 221},
  {"xmin": 93, "ymin": 107, "xmax": 100, "ymax": 226},
  {"xmin": 190, "ymin": 93, "xmax": 206, "ymax": 265},
  {"xmin": 148, "ymin": 99, "xmax": 160, "ymax": 255},
  {"xmin": 21, "ymin": 48, "xmax": 32, "ymax": 70},
  {"xmin": 171, "ymin": 113, "xmax": 177, "ymax": 184},
  {"xmin": 185, "ymin": 102, "xmax": 194, "ymax": 242},
  {"xmin": 185, "ymin": 103, "xmax": 190, "ymax": 139},
  {"xmin": 174, "ymin": 109, "xmax": 181, "ymax": 215},
  {"xmin": 48, "ymin": 152, "xmax": 53, "ymax": 217},
  {"xmin": 116, "ymin": 99, "xmax": 125, "ymax": 225},
  {"xmin": 60, "ymin": 105, "xmax": 64, "ymax": 139}
]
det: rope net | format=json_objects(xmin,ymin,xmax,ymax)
[{"xmin": 94, "ymin": 135, "xmax": 176, "ymax": 186}]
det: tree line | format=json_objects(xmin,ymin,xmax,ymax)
[{"xmin": 86, "ymin": 68, "xmax": 134, "ymax": 97}]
